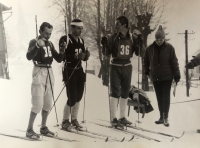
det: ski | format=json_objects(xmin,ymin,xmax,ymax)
[
  {"xmin": 42, "ymin": 134, "xmax": 78, "ymax": 142},
  {"xmin": 127, "ymin": 124, "xmax": 185, "ymax": 139},
  {"xmin": 129, "ymin": 135, "xmax": 135, "ymax": 141},
  {"xmin": 78, "ymin": 128, "xmax": 128, "ymax": 142},
  {"xmin": 16, "ymin": 129, "xmax": 77, "ymax": 142},
  {"xmin": 96, "ymin": 119, "xmax": 184, "ymax": 139},
  {"xmin": 86, "ymin": 130, "xmax": 135, "ymax": 142},
  {"xmin": 0, "ymin": 132, "xmax": 41, "ymax": 141},
  {"xmin": 171, "ymin": 99, "xmax": 200, "ymax": 104},
  {"xmin": 90, "ymin": 122, "xmax": 161, "ymax": 142},
  {"xmin": 61, "ymin": 128, "xmax": 109, "ymax": 142}
]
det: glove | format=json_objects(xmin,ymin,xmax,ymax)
[
  {"xmin": 185, "ymin": 61, "xmax": 195, "ymax": 69},
  {"xmin": 60, "ymin": 47, "xmax": 65, "ymax": 54},
  {"xmin": 59, "ymin": 41, "xmax": 67, "ymax": 54},
  {"xmin": 77, "ymin": 52, "xmax": 86, "ymax": 60},
  {"xmin": 174, "ymin": 75, "xmax": 180, "ymax": 84},
  {"xmin": 37, "ymin": 36, "xmax": 45, "ymax": 47},
  {"xmin": 133, "ymin": 45, "xmax": 139, "ymax": 56},
  {"xmin": 101, "ymin": 36, "xmax": 108, "ymax": 46},
  {"xmin": 85, "ymin": 49, "xmax": 90, "ymax": 60},
  {"xmin": 137, "ymin": 34, "xmax": 143, "ymax": 44}
]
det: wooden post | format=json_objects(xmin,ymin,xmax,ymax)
[{"xmin": 185, "ymin": 30, "xmax": 189, "ymax": 97}]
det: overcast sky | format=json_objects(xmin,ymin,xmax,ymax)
[{"xmin": 1, "ymin": 0, "xmax": 200, "ymax": 62}]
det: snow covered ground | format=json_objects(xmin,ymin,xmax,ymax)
[{"xmin": 0, "ymin": 57, "xmax": 200, "ymax": 148}]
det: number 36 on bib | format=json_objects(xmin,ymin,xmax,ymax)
[
  {"xmin": 117, "ymin": 45, "xmax": 131, "ymax": 59},
  {"xmin": 120, "ymin": 45, "xmax": 130, "ymax": 55}
]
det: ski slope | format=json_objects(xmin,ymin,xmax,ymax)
[{"xmin": 0, "ymin": 56, "xmax": 200, "ymax": 148}]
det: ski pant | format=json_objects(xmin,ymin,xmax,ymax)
[
  {"xmin": 65, "ymin": 67, "xmax": 86, "ymax": 107},
  {"xmin": 153, "ymin": 80, "xmax": 172, "ymax": 118},
  {"xmin": 31, "ymin": 66, "xmax": 54, "ymax": 113},
  {"xmin": 110, "ymin": 65, "xmax": 132, "ymax": 98}
]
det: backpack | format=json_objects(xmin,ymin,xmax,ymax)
[{"xmin": 129, "ymin": 85, "xmax": 154, "ymax": 114}]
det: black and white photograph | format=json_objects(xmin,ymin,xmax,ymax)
[{"xmin": 0, "ymin": 0, "xmax": 200, "ymax": 147}]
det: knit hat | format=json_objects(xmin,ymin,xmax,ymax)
[{"xmin": 155, "ymin": 25, "xmax": 165, "ymax": 39}]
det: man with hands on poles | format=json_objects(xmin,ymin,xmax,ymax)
[
  {"xmin": 26, "ymin": 22, "xmax": 65, "ymax": 139},
  {"xmin": 59, "ymin": 19, "xmax": 90, "ymax": 131},
  {"xmin": 185, "ymin": 53, "xmax": 200, "ymax": 133},
  {"xmin": 101, "ymin": 16, "xmax": 142, "ymax": 129}
]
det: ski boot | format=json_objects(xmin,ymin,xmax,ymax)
[
  {"xmin": 62, "ymin": 119, "xmax": 72, "ymax": 131},
  {"xmin": 26, "ymin": 129, "xmax": 40, "ymax": 140},
  {"xmin": 71, "ymin": 119, "xmax": 86, "ymax": 131},
  {"xmin": 118, "ymin": 117, "xmax": 132, "ymax": 126},
  {"xmin": 155, "ymin": 117, "xmax": 164, "ymax": 124},
  {"xmin": 40, "ymin": 126, "xmax": 55, "ymax": 137},
  {"xmin": 111, "ymin": 118, "xmax": 124, "ymax": 129},
  {"xmin": 163, "ymin": 118, "xmax": 169, "ymax": 127}
]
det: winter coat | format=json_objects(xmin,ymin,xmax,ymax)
[
  {"xmin": 191, "ymin": 53, "xmax": 200, "ymax": 66},
  {"xmin": 102, "ymin": 31, "xmax": 140, "ymax": 65},
  {"xmin": 27, "ymin": 36, "xmax": 64, "ymax": 64},
  {"xmin": 143, "ymin": 41, "xmax": 180, "ymax": 81}
]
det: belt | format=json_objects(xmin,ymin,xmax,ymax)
[
  {"xmin": 66, "ymin": 66, "xmax": 82, "ymax": 70},
  {"xmin": 34, "ymin": 63, "xmax": 51, "ymax": 68},
  {"xmin": 111, "ymin": 63, "xmax": 132, "ymax": 66},
  {"xmin": 33, "ymin": 61, "xmax": 52, "ymax": 68}
]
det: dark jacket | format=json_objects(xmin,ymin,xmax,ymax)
[
  {"xmin": 103, "ymin": 31, "xmax": 140, "ymax": 65},
  {"xmin": 59, "ymin": 34, "xmax": 86, "ymax": 68},
  {"xmin": 27, "ymin": 37, "xmax": 64, "ymax": 64},
  {"xmin": 191, "ymin": 53, "xmax": 200, "ymax": 66},
  {"xmin": 143, "ymin": 41, "xmax": 180, "ymax": 81}
]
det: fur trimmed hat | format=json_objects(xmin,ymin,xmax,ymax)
[{"xmin": 155, "ymin": 25, "xmax": 165, "ymax": 39}]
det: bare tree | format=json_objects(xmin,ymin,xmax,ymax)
[
  {"xmin": 49, "ymin": 0, "xmax": 87, "ymax": 33},
  {"xmin": 122, "ymin": 0, "xmax": 169, "ymax": 91},
  {"xmin": 48, "ymin": 0, "xmax": 169, "ymax": 89},
  {"xmin": 96, "ymin": 0, "xmax": 169, "ymax": 89}
]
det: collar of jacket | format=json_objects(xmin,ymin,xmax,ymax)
[
  {"xmin": 153, "ymin": 41, "xmax": 167, "ymax": 49},
  {"xmin": 37, "ymin": 35, "xmax": 48, "ymax": 41},
  {"xmin": 118, "ymin": 30, "xmax": 131, "ymax": 39}
]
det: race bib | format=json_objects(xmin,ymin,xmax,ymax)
[
  {"xmin": 117, "ymin": 39, "xmax": 132, "ymax": 59},
  {"xmin": 75, "ymin": 48, "xmax": 83, "ymax": 57},
  {"xmin": 120, "ymin": 45, "xmax": 130, "ymax": 55},
  {"xmin": 43, "ymin": 46, "xmax": 52, "ymax": 57}
]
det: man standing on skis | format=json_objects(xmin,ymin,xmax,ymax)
[
  {"xmin": 26, "ymin": 22, "xmax": 65, "ymax": 139},
  {"xmin": 101, "ymin": 16, "xmax": 141, "ymax": 128},
  {"xmin": 59, "ymin": 19, "xmax": 90, "ymax": 131},
  {"xmin": 144, "ymin": 25, "xmax": 180, "ymax": 127}
]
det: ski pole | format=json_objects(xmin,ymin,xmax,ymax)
[
  {"xmin": 50, "ymin": 15, "xmax": 69, "ymax": 120},
  {"xmin": 63, "ymin": 14, "xmax": 73, "ymax": 123},
  {"xmin": 49, "ymin": 60, "xmax": 81, "ymax": 113},
  {"xmin": 35, "ymin": 15, "xmax": 38, "ymax": 38},
  {"xmin": 138, "ymin": 37, "xmax": 140, "ymax": 89},
  {"xmin": 102, "ymin": 25, "xmax": 111, "ymax": 123},
  {"xmin": 136, "ymin": 35, "xmax": 142, "ymax": 125},
  {"xmin": 46, "ymin": 65, "xmax": 59, "ymax": 126},
  {"xmin": 82, "ymin": 48, "xmax": 88, "ymax": 123}
]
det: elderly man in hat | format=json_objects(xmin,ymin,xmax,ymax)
[{"xmin": 144, "ymin": 25, "xmax": 180, "ymax": 127}]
